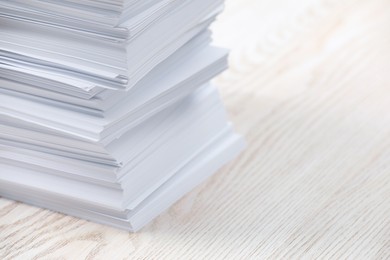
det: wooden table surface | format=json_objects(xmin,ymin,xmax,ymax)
[{"xmin": 1, "ymin": 0, "xmax": 390, "ymax": 259}]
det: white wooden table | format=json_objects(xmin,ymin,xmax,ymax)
[{"xmin": 1, "ymin": 0, "xmax": 389, "ymax": 258}]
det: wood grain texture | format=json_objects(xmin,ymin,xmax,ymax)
[{"xmin": 1, "ymin": 0, "xmax": 390, "ymax": 259}]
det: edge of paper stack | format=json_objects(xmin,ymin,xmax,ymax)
[{"xmin": 0, "ymin": 0, "xmax": 245, "ymax": 231}]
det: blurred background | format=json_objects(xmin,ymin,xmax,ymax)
[{"xmin": 201, "ymin": 0, "xmax": 390, "ymax": 258}]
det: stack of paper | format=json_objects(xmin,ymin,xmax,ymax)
[{"xmin": 0, "ymin": 0, "xmax": 244, "ymax": 231}]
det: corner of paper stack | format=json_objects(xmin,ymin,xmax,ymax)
[{"xmin": 0, "ymin": 0, "xmax": 245, "ymax": 231}]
